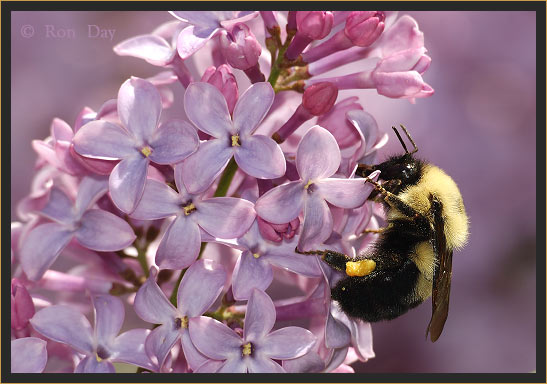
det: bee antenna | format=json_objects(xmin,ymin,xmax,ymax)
[
  {"xmin": 399, "ymin": 124, "xmax": 418, "ymax": 154},
  {"xmin": 391, "ymin": 126, "xmax": 409, "ymax": 154}
]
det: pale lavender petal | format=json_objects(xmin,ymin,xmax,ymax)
[
  {"xmin": 76, "ymin": 209, "xmax": 136, "ymax": 251},
  {"xmin": 144, "ymin": 324, "xmax": 180, "ymax": 370},
  {"xmin": 325, "ymin": 311, "xmax": 351, "ymax": 349},
  {"xmin": 134, "ymin": 271, "xmax": 177, "ymax": 324},
  {"xmin": 247, "ymin": 357, "xmax": 285, "ymax": 373},
  {"xmin": 233, "ymin": 82, "xmax": 275, "ymax": 137},
  {"xmin": 260, "ymin": 327, "xmax": 316, "ymax": 359},
  {"xmin": 232, "ymin": 251, "xmax": 273, "ymax": 301},
  {"xmin": 170, "ymin": 11, "xmax": 225, "ymax": 27},
  {"xmin": 130, "ymin": 180, "xmax": 181, "ymax": 220},
  {"xmin": 282, "ymin": 350, "xmax": 325, "ymax": 373},
  {"xmin": 20, "ymin": 223, "xmax": 74, "ymax": 281},
  {"xmin": 73, "ymin": 120, "xmax": 136, "ymax": 160},
  {"xmin": 113, "ymin": 34, "xmax": 175, "ymax": 65},
  {"xmin": 30, "ymin": 305, "xmax": 94, "ymax": 354},
  {"xmin": 298, "ymin": 194, "xmax": 333, "ymax": 251},
  {"xmin": 148, "ymin": 119, "xmax": 199, "ymax": 164},
  {"xmin": 217, "ymin": 357, "xmax": 247, "ymax": 373},
  {"xmin": 243, "ymin": 289, "xmax": 276, "ymax": 342},
  {"xmin": 11, "ymin": 337, "xmax": 47, "ymax": 373},
  {"xmin": 156, "ymin": 215, "xmax": 201, "ymax": 270},
  {"xmin": 109, "ymin": 153, "xmax": 149, "ymax": 213},
  {"xmin": 112, "ymin": 328, "xmax": 154, "ymax": 370},
  {"xmin": 177, "ymin": 259, "xmax": 226, "ymax": 317},
  {"xmin": 176, "ymin": 25, "xmax": 218, "ymax": 59},
  {"xmin": 194, "ymin": 359, "xmax": 225, "ymax": 373},
  {"xmin": 51, "ymin": 117, "xmax": 73, "ymax": 141},
  {"xmin": 73, "ymin": 176, "xmax": 109, "ymax": 219},
  {"xmin": 188, "ymin": 317, "xmax": 241, "ymax": 360},
  {"xmin": 180, "ymin": 139, "xmax": 232, "ymax": 194},
  {"xmin": 183, "ymin": 82, "xmax": 232, "ymax": 138},
  {"xmin": 194, "ymin": 197, "xmax": 255, "ymax": 239},
  {"xmin": 117, "ymin": 77, "xmax": 162, "ymax": 142},
  {"xmin": 255, "ymin": 180, "xmax": 304, "ymax": 224},
  {"xmin": 92, "ymin": 295, "xmax": 124, "ymax": 345},
  {"xmin": 352, "ymin": 321, "xmax": 375, "ymax": 361},
  {"xmin": 266, "ymin": 248, "xmax": 323, "ymax": 277},
  {"xmin": 315, "ymin": 176, "xmax": 377, "ymax": 209},
  {"xmin": 234, "ymin": 135, "xmax": 286, "ymax": 179},
  {"xmin": 180, "ymin": 331, "xmax": 209, "ymax": 371},
  {"xmin": 75, "ymin": 356, "xmax": 115, "ymax": 373},
  {"xmin": 40, "ymin": 187, "xmax": 74, "ymax": 224},
  {"xmin": 296, "ymin": 126, "xmax": 341, "ymax": 181}
]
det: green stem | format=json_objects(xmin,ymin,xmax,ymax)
[
  {"xmin": 213, "ymin": 157, "xmax": 239, "ymax": 197},
  {"xmin": 136, "ymin": 245, "xmax": 149, "ymax": 278}
]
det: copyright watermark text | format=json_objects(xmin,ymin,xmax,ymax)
[{"xmin": 20, "ymin": 24, "xmax": 116, "ymax": 41}]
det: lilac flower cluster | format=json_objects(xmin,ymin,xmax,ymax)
[{"xmin": 11, "ymin": 11, "xmax": 433, "ymax": 373}]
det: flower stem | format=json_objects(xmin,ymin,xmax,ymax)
[
  {"xmin": 136, "ymin": 245, "xmax": 149, "ymax": 278},
  {"xmin": 213, "ymin": 157, "xmax": 239, "ymax": 197}
]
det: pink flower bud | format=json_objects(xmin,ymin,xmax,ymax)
[
  {"xmin": 302, "ymin": 82, "xmax": 338, "ymax": 116},
  {"xmin": 11, "ymin": 279, "xmax": 35, "ymax": 331},
  {"xmin": 219, "ymin": 23, "xmax": 262, "ymax": 70},
  {"xmin": 257, "ymin": 217, "xmax": 300, "ymax": 242},
  {"xmin": 372, "ymin": 71, "xmax": 434, "ymax": 99},
  {"xmin": 344, "ymin": 11, "xmax": 385, "ymax": 47},
  {"xmin": 296, "ymin": 11, "xmax": 334, "ymax": 40},
  {"xmin": 374, "ymin": 47, "xmax": 430, "ymax": 73},
  {"xmin": 201, "ymin": 64, "xmax": 239, "ymax": 114}
]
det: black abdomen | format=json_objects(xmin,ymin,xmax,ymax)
[{"xmin": 331, "ymin": 257, "xmax": 422, "ymax": 322}]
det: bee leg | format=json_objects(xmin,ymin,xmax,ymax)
[
  {"xmin": 364, "ymin": 177, "xmax": 425, "ymax": 219},
  {"xmin": 363, "ymin": 223, "xmax": 393, "ymax": 234}
]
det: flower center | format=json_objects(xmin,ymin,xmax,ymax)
[
  {"xmin": 175, "ymin": 315, "xmax": 189, "ymax": 330},
  {"xmin": 252, "ymin": 252, "xmax": 260, "ymax": 259},
  {"xmin": 241, "ymin": 342, "xmax": 253, "ymax": 356},
  {"xmin": 140, "ymin": 145, "xmax": 153, "ymax": 157},
  {"xmin": 231, "ymin": 134, "xmax": 241, "ymax": 147},
  {"xmin": 304, "ymin": 179, "xmax": 315, "ymax": 192},
  {"xmin": 183, "ymin": 202, "xmax": 196, "ymax": 216},
  {"xmin": 95, "ymin": 345, "xmax": 110, "ymax": 362}
]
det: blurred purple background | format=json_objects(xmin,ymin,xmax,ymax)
[{"xmin": 10, "ymin": 11, "xmax": 536, "ymax": 373}]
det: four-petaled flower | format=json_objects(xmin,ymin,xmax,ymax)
[
  {"xmin": 73, "ymin": 77, "xmax": 199, "ymax": 213},
  {"xmin": 189, "ymin": 288, "xmax": 316, "ymax": 373},
  {"xmin": 130, "ymin": 165, "xmax": 256, "ymax": 270},
  {"xmin": 134, "ymin": 260, "xmax": 226, "ymax": 371},
  {"xmin": 181, "ymin": 81, "xmax": 286, "ymax": 194},
  {"xmin": 19, "ymin": 176, "xmax": 136, "ymax": 281},
  {"xmin": 30, "ymin": 295, "xmax": 154, "ymax": 373},
  {"xmin": 255, "ymin": 125, "xmax": 379, "ymax": 251}
]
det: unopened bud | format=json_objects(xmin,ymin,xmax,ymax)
[
  {"xmin": 296, "ymin": 11, "xmax": 334, "ymax": 40},
  {"xmin": 11, "ymin": 279, "xmax": 35, "ymax": 330},
  {"xmin": 344, "ymin": 11, "xmax": 385, "ymax": 47},
  {"xmin": 201, "ymin": 65, "xmax": 239, "ymax": 114},
  {"xmin": 219, "ymin": 24, "xmax": 262, "ymax": 71},
  {"xmin": 258, "ymin": 217, "xmax": 300, "ymax": 242},
  {"xmin": 302, "ymin": 82, "xmax": 338, "ymax": 116}
]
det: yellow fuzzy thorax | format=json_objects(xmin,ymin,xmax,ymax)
[{"xmin": 387, "ymin": 164, "xmax": 469, "ymax": 250}]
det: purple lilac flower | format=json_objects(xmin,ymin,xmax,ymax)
[
  {"xmin": 130, "ymin": 165, "xmax": 255, "ymax": 269},
  {"xmin": 189, "ymin": 288, "xmax": 316, "ymax": 373},
  {"xmin": 73, "ymin": 77, "xmax": 199, "ymax": 213},
  {"xmin": 30, "ymin": 295, "xmax": 153, "ymax": 373},
  {"xmin": 11, "ymin": 337, "xmax": 48, "ymax": 373},
  {"xmin": 169, "ymin": 11, "xmax": 258, "ymax": 59},
  {"xmin": 134, "ymin": 260, "xmax": 226, "ymax": 370},
  {"xmin": 181, "ymin": 81, "xmax": 285, "ymax": 194},
  {"xmin": 256, "ymin": 125, "xmax": 379, "ymax": 251},
  {"xmin": 231, "ymin": 218, "xmax": 323, "ymax": 300},
  {"xmin": 19, "ymin": 176, "xmax": 136, "ymax": 281}
]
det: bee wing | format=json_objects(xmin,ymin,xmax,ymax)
[{"xmin": 426, "ymin": 197, "xmax": 453, "ymax": 342}]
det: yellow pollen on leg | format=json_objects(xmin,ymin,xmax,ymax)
[
  {"xmin": 183, "ymin": 203, "xmax": 196, "ymax": 216},
  {"xmin": 346, "ymin": 259, "xmax": 376, "ymax": 277},
  {"xmin": 140, "ymin": 146, "xmax": 152, "ymax": 157},
  {"xmin": 231, "ymin": 134, "xmax": 241, "ymax": 147},
  {"xmin": 242, "ymin": 342, "xmax": 252, "ymax": 356},
  {"xmin": 304, "ymin": 180, "xmax": 313, "ymax": 190}
]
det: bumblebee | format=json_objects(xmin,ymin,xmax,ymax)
[{"xmin": 300, "ymin": 125, "xmax": 469, "ymax": 342}]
